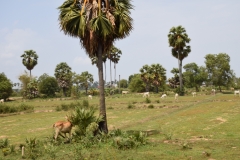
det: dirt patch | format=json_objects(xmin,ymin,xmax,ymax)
[
  {"xmin": 189, "ymin": 136, "xmax": 210, "ymax": 142},
  {"xmin": 0, "ymin": 135, "xmax": 8, "ymax": 138},
  {"xmin": 28, "ymin": 127, "xmax": 49, "ymax": 133},
  {"xmin": 211, "ymin": 117, "xmax": 227, "ymax": 124}
]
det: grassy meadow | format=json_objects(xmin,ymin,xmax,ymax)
[{"xmin": 1, "ymin": 91, "xmax": 240, "ymax": 159}]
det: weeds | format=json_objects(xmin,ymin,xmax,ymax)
[{"xmin": 145, "ymin": 98, "xmax": 151, "ymax": 103}]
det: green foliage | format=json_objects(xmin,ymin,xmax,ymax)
[
  {"xmin": 26, "ymin": 78, "xmax": 39, "ymax": 99},
  {"xmin": 55, "ymin": 101, "xmax": 82, "ymax": 111},
  {"xmin": 68, "ymin": 104, "xmax": 103, "ymax": 136},
  {"xmin": 120, "ymin": 79, "xmax": 128, "ymax": 88},
  {"xmin": 183, "ymin": 63, "xmax": 208, "ymax": 91},
  {"xmin": 18, "ymin": 71, "xmax": 31, "ymax": 96},
  {"xmin": 148, "ymin": 104, "xmax": 154, "ymax": 108},
  {"xmin": 145, "ymin": 98, "xmax": 151, "ymax": 103},
  {"xmin": 0, "ymin": 138, "xmax": 9, "ymax": 148},
  {"xmin": 127, "ymin": 103, "xmax": 135, "ymax": 109},
  {"xmin": 0, "ymin": 103, "xmax": 34, "ymax": 114},
  {"xmin": 24, "ymin": 137, "xmax": 43, "ymax": 159},
  {"xmin": 111, "ymin": 130, "xmax": 147, "ymax": 150},
  {"xmin": 54, "ymin": 62, "xmax": 72, "ymax": 97},
  {"xmin": 128, "ymin": 74, "xmax": 145, "ymax": 92},
  {"xmin": 38, "ymin": 75, "xmax": 59, "ymax": 97},
  {"xmin": 205, "ymin": 53, "xmax": 234, "ymax": 91},
  {"xmin": 0, "ymin": 73, "xmax": 13, "ymax": 100}
]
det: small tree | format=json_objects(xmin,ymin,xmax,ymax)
[
  {"xmin": 18, "ymin": 71, "xmax": 31, "ymax": 97},
  {"xmin": 205, "ymin": 53, "xmax": 234, "ymax": 92},
  {"xmin": 54, "ymin": 62, "xmax": 72, "ymax": 97},
  {"xmin": 0, "ymin": 73, "xmax": 13, "ymax": 100},
  {"xmin": 79, "ymin": 71, "xmax": 94, "ymax": 95},
  {"xmin": 38, "ymin": 74, "xmax": 59, "ymax": 97}
]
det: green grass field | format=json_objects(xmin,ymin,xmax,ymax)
[{"xmin": 1, "ymin": 92, "xmax": 240, "ymax": 159}]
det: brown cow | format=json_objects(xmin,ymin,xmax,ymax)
[{"xmin": 53, "ymin": 116, "xmax": 73, "ymax": 141}]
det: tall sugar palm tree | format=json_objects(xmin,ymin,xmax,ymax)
[
  {"xmin": 58, "ymin": 0, "xmax": 133, "ymax": 133},
  {"xmin": 168, "ymin": 26, "xmax": 191, "ymax": 95},
  {"xmin": 140, "ymin": 65, "xmax": 153, "ymax": 92},
  {"xmin": 110, "ymin": 46, "xmax": 122, "ymax": 85},
  {"xmin": 20, "ymin": 50, "xmax": 38, "ymax": 78}
]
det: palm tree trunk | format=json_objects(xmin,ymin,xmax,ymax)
[
  {"xmin": 110, "ymin": 60, "xmax": 112, "ymax": 87},
  {"xmin": 104, "ymin": 62, "xmax": 106, "ymax": 84},
  {"xmin": 30, "ymin": 70, "xmax": 32, "ymax": 79},
  {"xmin": 178, "ymin": 52, "xmax": 183, "ymax": 95},
  {"xmin": 97, "ymin": 43, "xmax": 108, "ymax": 133},
  {"xmin": 114, "ymin": 63, "xmax": 116, "ymax": 85}
]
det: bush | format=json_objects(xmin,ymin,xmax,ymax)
[
  {"xmin": 127, "ymin": 103, "xmax": 135, "ymax": 109},
  {"xmin": 148, "ymin": 104, "xmax": 154, "ymax": 108},
  {"xmin": 110, "ymin": 129, "xmax": 147, "ymax": 150},
  {"xmin": 145, "ymin": 98, "xmax": 151, "ymax": 103}
]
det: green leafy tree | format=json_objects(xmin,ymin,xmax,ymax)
[
  {"xmin": 168, "ymin": 26, "xmax": 191, "ymax": 95},
  {"xmin": 38, "ymin": 74, "xmax": 59, "ymax": 97},
  {"xmin": 18, "ymin": 71, "xmax": 31, "ymax": 97},
  {"xmin": 128, "ymin": 74, "xmax": 145, "ymax": 92},
  {"xmin": 0, "ymin": 73, "xmax": 13, "ymax": 100},
  {"xmin": 54, "ymin": 62, "xmax": 72, "ymax": 97},
  {"xmin": 119, "ymin": 79, "xmax": 128, "ymax": 88},
  {"xmin": 79, "ymin": 71, "xmax": 94, "ymax": 95},
  {"xmin": 58, "ymin": 0, "xmax": 133, "ymax": 133},
  {"xmin": 26, "ymin": 78, "xmax": 39, "ymax": 99},
  {"xmin": 205, "ymin": 53, "xmax": 234, "ymax": 92},
  {"xmin": 183, "ymin": 63, "xmax": 208, "ymax": 91},
  {"xmin": 20, "ymin": 50, "xmax": 38, "ymax": 78}
]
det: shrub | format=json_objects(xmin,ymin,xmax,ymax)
[
  {"xmin": 127, "ymin": 103, "xmax": 135, "ymax": 109},
  {"xmin": 145, "ymin": 98, "xmax": 151, "ymax": 103},
  {"xmin": 148, "ymin": 104, "xmax": 154, "ymax": 109},
  {"xmin": 0, "ymin": 103, "xmax": 33, "ymax": 114}
]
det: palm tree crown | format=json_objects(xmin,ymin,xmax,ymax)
[
  {"xmin": 21, "ymin": 50, "xmax": 38, "ymax": 77},
  {"xmin": 58, "ymin": 0, "xmax": 133, "ymax": 56},
  {"xmin": 168, "ymin": 26, "xmax": 191, "ymax": 60}
]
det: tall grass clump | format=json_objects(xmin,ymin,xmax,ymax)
[{"xmin": 0, "ymin": 138, "xmax": 15, "ymax": 157}]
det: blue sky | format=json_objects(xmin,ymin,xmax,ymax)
[{"xmin": 1, "ymin": 0, "xmax": 240, "ymax": 84}]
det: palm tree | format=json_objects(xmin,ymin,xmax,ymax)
[
  {"xmin": 58, "ymin": 0, "xmax": 133, "ymax": 133},
  {"xmin": 20, "ymin": 50, "xmax": 38, "ymax": 78},
  {"xmin": 168, "ymin": 26, "xmax": 191, "ymax": 95},
  {"xmin": 110, "ymin": 46, "xmax": 122, "ymax": 85},
  {"xmin": 150, "ymin": 64, "xmax": 166, "ymax": 93},
  {"xmin": 140, "ymin": 65, "xmax": 153, "ymax": 92}
]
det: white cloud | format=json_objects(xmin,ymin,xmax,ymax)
[
  {"xmin": 73, "ymin": 56, "xmax": 91, "ymax": 66},
  {"xmin": 0, "ymin": 28, "xmax": 37, "ymax": 65}
]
